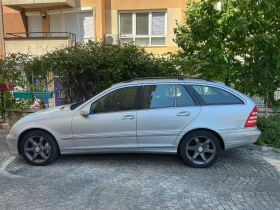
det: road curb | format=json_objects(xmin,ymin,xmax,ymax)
[{"xmin": 261, "ymin": 145, "xmax": 280, "ymax": 154}]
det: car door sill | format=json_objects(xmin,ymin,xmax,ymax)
[{"xmin": 60, "ymin": 147, "xmax": 177, "ymax": 155}]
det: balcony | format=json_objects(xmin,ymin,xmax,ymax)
[
  {"xmin": 5, "ymin": 32, "xmax": 76, "ymax": 55},
  {"xmin": 2, "ymin": 0, "xmax": 75, "ymax": 11}
]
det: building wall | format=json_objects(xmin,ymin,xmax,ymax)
[
  {"xmin": 5, "ymin": 38, "xmax": 70, "ymax": 55},
  {"xmin": 1, "ymin": 0, "xmax": 189, "ymax": 55},
  {"xmin": 3, "ymin": 7, "xmax": 28, "ymax": 36},
  {"xmin": 0, "ymin": 6, "xmax": 28, "ymax": 57},
  {"xmin": 105, "ymin": 0, "xmax": 187, "ymax": 54},
  {"xmin": 0, "ymin": 26, "xmax": 2, "ymax": 58}
]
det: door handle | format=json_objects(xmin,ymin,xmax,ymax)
[
  {"xmin": 122, "ymin": 115, "xmax": 135, "ymax": 120},
  {"xmin": 176, "ymin": 111, "xmax": 191, "ymax": 116}
]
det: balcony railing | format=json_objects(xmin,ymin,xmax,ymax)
[{"xmin": 6, "ymin": 32, "xmax": 76, "ymax": 46}]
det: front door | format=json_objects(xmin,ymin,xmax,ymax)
[
  {"xmin": 137, "ymin": 84, "xmax": 201, "ymax": 148},
  {"xmin": 72, "ymin": 86, "xmax": 140, "ymax": 150}
]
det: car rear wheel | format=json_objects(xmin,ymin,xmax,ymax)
[
  {"xmin": 180, "ymin": 130, "xmax": 221, "ymax": 168},
  {"xmin": 20, "ymin": 130, "xmax": 59, "ymax": 166}
]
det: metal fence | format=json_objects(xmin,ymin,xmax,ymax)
[
  {"xmin": 250, "ymin": 96, "xmax": 265, "ymax": 108},
  {"xmin": 249, "ymin": 89, "xmax": 280, "ymax": 108}
]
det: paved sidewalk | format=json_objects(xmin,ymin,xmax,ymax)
[
  {"xmin": 0, "ymin": 134, "xmax": 280, "ymax": 210},
  {"xmin": 0, "ymin": 129, "xmax": 9, "ymax": 134}
]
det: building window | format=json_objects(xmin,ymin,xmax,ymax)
[
  {"xmin": 25, "ymin": 12, "xmax": 43, "ymax": 37},
  {"xmin": 119, "ymin": 11, "xmax": 166, "ymax": 46},
  {"xmin": 47, "ymin": 8, "xmax": 94, "ymax": 43}
]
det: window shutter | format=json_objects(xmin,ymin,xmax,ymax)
[
  {"xmin": 27, "ymin": 16, "xmax": 42, "ymax": 37},
  {"xmin": 152, "ymin": 12, "xmax": 165, "ymax": 35},
  {"xmin": 136, "ymin": 13, "xmax": 149, "ymax": 35},
  {"xmin": 49, "ymin": 14, "xmax": 63, "ymax": 37},
  {"xmin": 120, "ymin": 13, "xmax": 132, "ymax": 35},
  {"xmin": 64, "ymin": 13, "xmax": 78, "ymax": 40},
  {"xmin": 78, "ymin": 12, "xmax": 94, "ymax": 43}
]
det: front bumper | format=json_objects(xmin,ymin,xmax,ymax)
[
  {"xmin": 6, "ymin": 133, "xmax": 19, "ymax": 155},
  {"xmin": 220, "ymin": 128, "xmax": 261, "ymax": 150}
]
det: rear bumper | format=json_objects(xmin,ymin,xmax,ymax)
[
  {"xmin": 219, "ymin": 127, "xmax": 261, "ymax": 150},
  {"xmin": 6, "ymin": 133, "xmax": 19, "ymax": 155}
]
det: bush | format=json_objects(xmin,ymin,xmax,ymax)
[
  {"xmin": 0, "ymin": 92, "xmax": 31, "ymax": 118},
  {"xmin": 18, "ymin": 41, "xmax": 180, "ymax": 104},
  {"xmin": 256, "ymin": 115, "xmax": 280, "ymax": 148},
  {"xmin": 0, "ymin": 42, "xmax": 181, "ymax": 107}
]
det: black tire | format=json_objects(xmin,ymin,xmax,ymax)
[
  {"xmin": 179, "ymin": 130, "xmax": 221, "ymax": 168},
  {"xmin": 20, "ymin": 130, "xmax": 59, "ymax": 166}
]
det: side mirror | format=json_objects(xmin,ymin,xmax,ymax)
[{"xmin": 80, "ymin": 109, "xmax": 89, "ymax": 117}]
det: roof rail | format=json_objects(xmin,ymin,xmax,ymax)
[{"xmin": 123, "ymin": 76, "xmax": 215, "ymax": 83}]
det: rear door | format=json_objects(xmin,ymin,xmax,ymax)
[{"xmin": 137, "ymin": 84, "xmax": 201, "ymax": 148}]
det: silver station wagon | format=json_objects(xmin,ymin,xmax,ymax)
[{"xmin": 6, "ymin": 77, "xmax": 261, "ymax": 168}]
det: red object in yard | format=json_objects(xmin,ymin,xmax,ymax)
[{"xmin": 0, "ymin": 83, "xmax": 15, "ymax": 91}]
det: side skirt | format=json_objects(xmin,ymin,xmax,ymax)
[{"xmin": 60, "ymin": 147, "xmax": 178, "ymax": 155}]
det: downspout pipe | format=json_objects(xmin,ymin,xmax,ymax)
[{"xmin": 0, "ymin": 1, "xmax": 5, "ymax": 57}]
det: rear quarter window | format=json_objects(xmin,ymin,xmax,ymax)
[{"xmin": 192, "ymin": 85, "xmax": 244, "ymax": 105}]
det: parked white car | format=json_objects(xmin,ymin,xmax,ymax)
[{"xmin": 6, "ymin": 77, "xmax": 261, "ymax": 167}]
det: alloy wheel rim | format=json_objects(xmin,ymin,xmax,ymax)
[
  {"xmin": 186, "ymin": 136, "xmax": 216, "ymax": 165},
  {"xmin": 24, "ymin": 136, "xmax": 51, "ymax": 163}
]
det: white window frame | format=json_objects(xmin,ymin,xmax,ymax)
[{"xmin": 118, "ymin": 11, "xmax": 167, "ymax": 46}]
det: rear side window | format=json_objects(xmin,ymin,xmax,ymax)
[
  {"xmin": 176, "ymin": 85, "xmax": 195, "ymax": 106},
  {"xmin": 192, "ymin": 85, "xmax": 244, "ymax": 105}
]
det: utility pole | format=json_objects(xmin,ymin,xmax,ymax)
[{"xmin": 0, "ymin": 0, "xmax": 5, "ymax": 57}]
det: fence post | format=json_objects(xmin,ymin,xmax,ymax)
[
  {"xmin": 225, "ymin": 56, "xmax": 231, "ymax": 86},
  {"xmin": 265, "ymin": 92, "xmax": 268, "ymax": 118}
]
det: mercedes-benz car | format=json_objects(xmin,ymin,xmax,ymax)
[{"xmin": 6, "ymin": 77, "xmax": 261, "ymax": 168}]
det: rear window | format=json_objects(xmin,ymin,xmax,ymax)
[{"xmin": 192, "ymin": 85, "xmax": 244, "ymax": 105}]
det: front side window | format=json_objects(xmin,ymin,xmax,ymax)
[
  {"xmin": 192, "ymin": 85, "xmax": 244, "ymax": 105},
  {"xmin": 90, "ymin": 86, "xmax": 138, "ymax": 114},
  {"xmin": 143, "ymin": 85, "xmax": 175, "ymax": 109},
  {"xmin": 119, "ymin": 12, "xmax": 166, "ymax": 46}
]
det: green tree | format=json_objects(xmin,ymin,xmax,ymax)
[{"xmin": 174, "ymin": 0, "xmax": 280, "ymax": 104}]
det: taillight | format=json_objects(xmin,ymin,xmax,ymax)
[{"xmin": 244, "ymin": 106, "xmax": 258, "ymax": 127}]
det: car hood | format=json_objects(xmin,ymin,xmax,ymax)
[
  {"xmin": 33, "ymin": 104, "xmax": 72, "ymax": 115},
  {"xmin": 17, "ymin": 104, "xmax": 74, "ymax": 123},
  {"xmin": 10, "ymin": 104, "xmax": 76, "ymax": 135}
]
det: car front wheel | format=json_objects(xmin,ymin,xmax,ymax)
[
  {"xmin": 180, "ymin": 130, "xmax": 221, "ymax": 168},
  {"xmin": 20, "ymin": 130, "xmax": 59, "ymax": 166}
]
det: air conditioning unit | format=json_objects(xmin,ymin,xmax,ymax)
[{"xmin": 105, "ymin": 34, "xmax": 118, "ymax": 45}]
